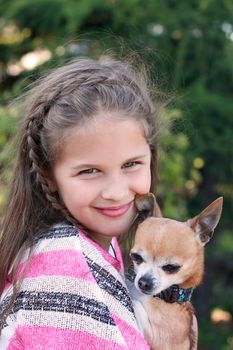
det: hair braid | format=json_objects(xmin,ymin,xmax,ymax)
[{"xmin": 26, "ymin": 116, "xmax": 77, "ymax": 226}]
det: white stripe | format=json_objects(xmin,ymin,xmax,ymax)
[
  {"xmin": 33, "ymin": 235, "xmax": 82, "ymax": 254},
  {"xmin": 18, "ymin": 310, "xmax": 126, "ymax": 346}
]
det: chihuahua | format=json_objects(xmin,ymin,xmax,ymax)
[{"xmin": 129, "ymin": 193, "xmax": 223, "ymax": 350}]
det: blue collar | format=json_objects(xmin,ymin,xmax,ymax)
[{"xmin": 155, "ymin": 285, "xmax": 194, "ymax": 303}]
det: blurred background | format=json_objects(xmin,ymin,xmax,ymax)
[{"xmin": 0, "ymin": 0, "xmax": 232, "ymax": 348}]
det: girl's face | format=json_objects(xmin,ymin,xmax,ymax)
[{"xmin": 50, "ymin": 113, "xmax": 151, "ymax": 250}]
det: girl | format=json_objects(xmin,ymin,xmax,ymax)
[
  {"xmin": 0, "ymin": 58, "xmax": 197, "ymax": 349},
  {"xmin": 0, "ymin": 58, "xmax": 158, "ymax": 349}
]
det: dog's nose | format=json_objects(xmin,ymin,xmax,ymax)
[{"xmin": 138, "ymin": 276, "xmax": 153, "ymax": 292}]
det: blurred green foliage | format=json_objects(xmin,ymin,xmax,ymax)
[
  {"xmin": 0, "ymin": 0, "xmax": 232, "ymax": 348},
  {"xmin": 199, "ymin": 319, "xmax": 233, "ymax": 350}
]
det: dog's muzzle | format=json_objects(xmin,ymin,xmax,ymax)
[{"xmin": 137, "ymin": 275, "xmax": 157, "ymax": 294}]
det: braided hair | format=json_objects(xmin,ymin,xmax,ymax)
[{"xmin": 0, "ymin": 58, "xmax": 161, "ymax": 302}]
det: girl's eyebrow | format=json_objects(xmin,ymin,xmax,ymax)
[
  {"xmin": 124, "ymin": 154, "xmax": 149, "ymax": 162},
  {"xmin": 71, "ymin": 154, "xmax": 149, "ymax": 171},
  {"xmin": 71, "ymin": 163, "xmax": 98, "ymax": 171}
]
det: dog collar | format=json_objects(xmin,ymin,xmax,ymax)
[{"xmin": 155, "ymin": 285, "xmax": 194, "ymax": 303}]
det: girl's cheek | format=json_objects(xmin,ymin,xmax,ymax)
[{"xmin": 133, "ymin": 169, "xmax": 151, "ymax": 194}]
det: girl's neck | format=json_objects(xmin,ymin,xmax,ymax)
[{"xmin": 88, "ymin": 232, "xmax": 112, "ymax": 251}]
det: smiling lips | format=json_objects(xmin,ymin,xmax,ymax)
[{"xmin": 94, "ymin": 201, "xmax": 133, "ymax": 218}]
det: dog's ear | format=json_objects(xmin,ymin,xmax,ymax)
[
  {"xmin": 187, "ymin": 197, "xmax": 223, "ymax": 246},
  {"xmin": 135, "ymin": 193, "xmax": 162, "ymax": 223}
]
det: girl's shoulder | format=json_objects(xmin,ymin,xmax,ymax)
[
  {"xmin": 1, "ymin": 223, "xmax": 83, "ymax": 302},
  {"xmin": 10, "ymin": 222, "xmax": 84, "ymax": 287},
  {"xmin": 36, "ymin": 221, "xmax": 78, "ymax": 243},
  {"xmin": 33, "ymin": 222, "xmax": 80, "ymax": 253}
]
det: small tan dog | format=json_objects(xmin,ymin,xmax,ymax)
[{"xmin": 129, "ymin": 193, "xmax": 223, "ymax": 350}]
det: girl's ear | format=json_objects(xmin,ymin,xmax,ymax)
[
  {"xmin": 46, "ymin": 178, "xmax": 57, "ymax": 193},
  {"xmin": 135, "ymin": 193, "xmax": 162, "ymax": 222},
  {"xmin": 187, "ymin": 197, "xmax": 223, "ymax": 246},
  {"xmin": 43, "ymin": 170, "xmax": 57, "ymax": 193}
]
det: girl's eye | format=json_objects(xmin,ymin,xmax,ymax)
[
  {"xmin": 79, "ymin": 168, "xmax": 99, "ymax": 175},
  {"xmin": 130, "ymin": 252, "xmax": 144, "ymax": 265},
  {"xmin": 122, "ymin": 161, "xmax": 140, "ymax": 169},
  {"xmin": 162, "ymin": 264, "xmax": 181, "ymax": 274}
]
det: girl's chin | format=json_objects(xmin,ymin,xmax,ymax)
[{"xmin": 76, "ymin": 206, "xmax": 137, "ymax": 240}]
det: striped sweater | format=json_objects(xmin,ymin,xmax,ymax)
[{"xmin": 0, "ymin": 223, "xmax": 149, "ymax": 350}]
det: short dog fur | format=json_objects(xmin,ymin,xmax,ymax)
[{"xmin": 129, "ymin": 193, "xmax": 223, "ymax": 350}]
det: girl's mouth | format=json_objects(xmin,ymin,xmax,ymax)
[{"xmin": 94, "ymin": 201, "xmax": 133, "ymax": 218}]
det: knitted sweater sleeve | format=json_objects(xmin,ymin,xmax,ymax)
[{"xmin": 0, "ymin": 224, "xmax": 149, "ymax": 350}]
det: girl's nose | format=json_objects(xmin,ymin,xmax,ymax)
[{"xmin": 101, "ymin": 174, "xmax": 129, "ymax": 201}]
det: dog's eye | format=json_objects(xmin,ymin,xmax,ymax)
[
  {"xmin": 131, "ymin": 253, "xmax": 144, "ymax": 264},
  {"xmin": 162, "ymin": 264, "xmax": 181, "ymax": 274}
]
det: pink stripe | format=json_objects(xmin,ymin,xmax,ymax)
[
  {"xmin": 7, "ymin": 333, "xmax": 23, "ymax": 350},
  {"xmin": 3, "ymin": 280, "xmax": 12, "ymax": 293},
  {"xmin": 16, "ymin": 250, "xmax": 95, "ymax": 282},
  {"xmin": 10, "ymin": 325, "xmax": 127, "ymax": 350},
  {"xmin": 112, "ymin": 315, "xmax": 150, "ymax": 350},
  {"xmin": 112, "ymin": 237, "xmax": 124, "ymax": 272}
]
